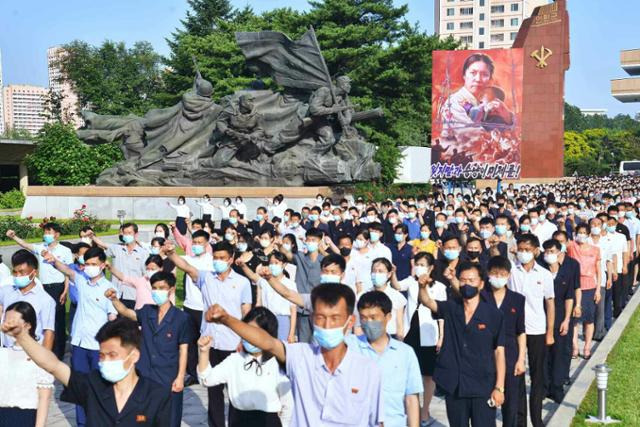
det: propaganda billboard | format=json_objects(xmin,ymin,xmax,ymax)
[{"xmin": 431, "ymin": 48, "xmax": 524, "ymax": 179}]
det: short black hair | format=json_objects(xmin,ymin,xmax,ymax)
[
  {"xmin": 357, "ymin": 290, "xmax": 392, "ymax": 315},
  {"xmin": 154, "ymin": 223, "xmax": 169, "ymax": 238},
  {"xmin": 368, "ymin": 222, "xmax": 384, "ymax": 233},
  {"xmin": 457, "ymin": 261, "xmax": 484, "ymax": 279},
  {"xmin": 321, "ymin": 254, "xmax": 346, "ymax": 273},
  {"xmin": 372, "ymin": 257, "xmax": 392, "ymax": 272},
  {"xmin": 305, "ymin": 227, "xmax": 324, "ymax": 239},
  {"xmin": 516, "ymin": 233, "xmax": 540, "ymax": 248},
  {"xmin": 310, "ymin": 283, "xmax": 355, "ymax": 315},
  {"xmin": 269, "ymin": 251, "xmax": 287, "ymax": 264},
  {"xmin": 192, "ymin": 229, "xmax": 210, "ymax": 241},
  {"xmin": 95, "ymin": 317, "xmax": 141, "ymax": 350},
  {"xmin": 150, "ymin": 237, "xmax": 166, "ymax": 247},
  {"xmin": 43, "ymin": 222, "xmax": 62, "ymax": 233},
  {"xmin": 79, "ymin": 225, "xmax": 94, "ymax": 236},
  {"xmin": 6, "ymin": 301, "xmax": 37, "ymax": 339},
  {"xmin": 487, "ymin": 256, "xmax": 511, "ymax": 273},
  {"xmin": 543, "ymin": 239, "xmax": 562, "ymax": 251},
  {"xmin": 84, "ymin": 247, "xmax": 107, "ymax": 263},
  {"xmin": 150, "ymin": 271, "xmax": 176, "ymax": 288},
  {"xmin": 145, "ymin": 255, "xmax": 164, "ymax": 267},
  {"xmin": 11, "ymin": 249, "xmax": 38, "ymax": 270},
  {"xmin": 243, "ymin": 307, "xmax": 278, "ymax": 340},
  {"xmin": 211, "ymin": 241, "xmax": 235, "ymax": 257},
  {"xmin": 73, "ymin": 242, "xmax": 91, "ymax": 253},
  {"xmin": 414, "ymin": 251, "xmax": 435, "ymax": 265}
]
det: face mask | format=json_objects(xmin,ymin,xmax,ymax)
[
  {"xmin": 520, "ymin": 224, "xmax": 531, "ymax": 232},
  {"xmin": 178, "ymin": 200, "xmax": 185, "ymax": 205},
  {"xmin": 256, "ymin": 214, "xmax": 264, "ymax": 222},
  {"xmin": 309, "ymin": 214, "xmax": 319, "ymax": 222},
  {"xmin": 530, "ymin": 218, "xmax": 539, "ymax": 226},
  {"xmin": 547, "ymin": 208, "xmax": 556, "ymax": 215},
  {"xmin": 150, "ymin": 247, "xmax": 160, "ymax": 255},
  {"xmin": 446, "ymin": 210, "xmax": 454, "ymax": 217},
  {"xmin": 154, "ymin": 231, "xmax": 165, "ymax": 239},
  {"xmin": 388, "ymin": 217, "xmax": 397, "ymax": 224},
  {"xmin": 151, "ymin": 289, "xmax": 169, "ymax": 305},
  {"xmin": 78, "ymin": 256, "xmax": 85, "ymax": 265},
  {"xmin": 306, "ymin": 241, "xmax": 319, "ymax": 253},
  {"xmin": 561, "ymin": 243, "xmax": 567, "ymax": 253},
  {"xmin": 414, "ymin": 265, "xmax": 429, "ymax": 277},
  {"xmin": 333, "ymin": 215, "xmax": 342, "ymax": 222},
  {"xmin": 371, "ymin": 272, "xmax": 388, "ymax": 288},
  {"xmin": 420, "ymin": 231, "xmax": 430, "ymax": 239},
  {"xmin": 145, "ymin": 269, "xmax": 159, "ymax": 279},
  {"xmin": 259, "ymin": 239, "xmax": 270, "ymax": 248},
  {"xmin": 242, "ymin": 339, "xmax": 261, "ymax": 354},
  {"xmin": 313, "ymin": 320, "xmax": 348, "ymax": 349},
  {"xmin": 568, "ymin": 208, "xmax": 575, "ymax": 215},
  {"xmin": 362, "ymin": 320, "xmax": 385, "ymax": 341},
  {"xmin": 43, "ymin": 234, "xmax": 55, "ymax": 245},
  {"xmin": 489, "ymin": 276, "xmax": 508, "ymax": 289},
  {"xmin": 99, "ymin": 355, "xmax": 132, "ymax": 383},
  {"xmin": 607, "ymin": 225, "xmax": 616, "ymax": 233},
  {"xmin": 544, "ymin": 253, "xmax": 558, "ymax": 265},
  {"xmin": 237, "ymin": 242, "xmax": 248, "ymax": 252},
  {"xmin": 435, "ymin": 220, "xmax": 445, "ymax": 228},
  {"xmin": 467, "ymin": 250, "xmax": 481, "ymax": 260},
  {"xmin": 229, "ymin": 217, "xmax": 238, "ymax": 225},
  {"xmin": 213, "ymin": 259, "xmax": 229, "ymax": 274},
  {"xmin": 279, "ymin": 242, "xmax": 291, "ymax": 252},
  {"xmin": 369, "ymin": 232, "xmax": 380, "ymax": 243},
  {"xmin": 84, "ymin": 265, "xmax": 102, "ymax": 278},
  {"xmin": 495, "ymin": 225, "xmax": 507, "ymax": 236},
  {"xmin": 122, "ymin": 235, "xmax": 135, "ymax": 244},
  {"xmin": 13, "ymin": 273, "xmax": 33, "ymax": 289},
  {"xmin": 576, "ymin": 234, "xmax": 588, "ymax": 243},
  {"xmin": 408, "ymin": 212, "xmax": 416, "ymax": 219},
  {"xmin": 290, "ymin": 222, "xmax": 299, "ymax": 228},
  {"xmin": 460, "ymin": 284, "xmax": 479, "ymax": 299},
  {"xmin": 419, "ymin": 202, "xmax": 426, "ymax": 209},
  {"xmin": 223, "ymin": 233, "xmax": 234, "ymax": 242},
  {"xmin": 236, "ymin": 199, "xmax": 242, "ymax": 204},
  {"xmin": 367, "ymin": 215, "xmax": 377, "ymax": 223},
  {"xmin": 353, "ymin": 239, "xmax": 366, "ymax": 249},
  {"xmin": 322, "ymin": 211, "xmax": 331, "ymax": 217},
  {"xmin": 81, "ymin": 237, "xmax": 92, "ymax": 245},
  {"xmin": 320, "ymin": 274, "xmax": 341, "ymax": 284},
  {"xmin": 591, "ymin": 227, "xmax": 601, "ymax": 235},
  {"xmin": 479, "ymin": 229, "xmax": 493, "ymax": 239},
  {"xmin": 394, "ymin": 233, "xmax": 404, "ymax": 243},
  {"xmin": 192, "ymin": 244, "xmax": 205, "ymax": 256},
  {"xmin": 539, "ymin": 214, "xmax": 547, "ymax": 222},
  {"xmin": 579, "ymin": 202, "xmax": 586, "ymax": 208},
  {"xmin": 339, "ymin": 247, "xmax": 351, "ymax": 257},
  {"xmin": 517, "ymin": 251, "xmax": 534, "ymax": 264},
  {"xmin": 444, "ymin": 249, "xmax": 459, "ymax": 261},
  {"xmin": 455, "ymin": 217, "xmax": 465, "ymax": 224},
  {"xmin": 269, "ymin": 264, "xmax": 283, "ymax": 277}
]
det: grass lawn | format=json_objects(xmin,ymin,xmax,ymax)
[{"xmin": 571, "ymin": 305, "xmax": 640, "ymax": 426}]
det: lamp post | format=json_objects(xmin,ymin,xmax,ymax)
[{"xmin": 586, "ymin": 364, "xmax": 620, "ymax": 424}]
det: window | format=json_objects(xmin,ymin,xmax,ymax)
[
  {"xmin": 479, "ymin": 42, "xmax": 485, "ymax": 48},
  {"xmin": 446, "ymin": 22, "xmax": 454, "ymax": 30},
  {"xmin": 460, "ymin": 7, "xmax": 473, "ymax": 15},
  {"xmin": 511, "ymin": 18, "xmax": 519, "ymax": 26},
  {"xmin": 491, "ymin": 33, "xmax": 505, "ymax": 42},
  {"xmin": 479, "ymin": 27, "xmax": 485, "ymax": 35},
  {"xmin": 460, "ymin": 21, "xmax": 473, "ymax": 29},
  {"xmin": 511, "ymin": 32, "xmax": 518, "ymax": 41},
  {"xmin": 447, "ymin": 8, "xmax": 454, "ymax": 16},
  {"xmin": 460, "ymin": 35, "xmax": 473, "ymax": 44},
  {"xmin": 479, "ymin": 0, "xmax": 485, "ymax": 6},
  {"xmin": 491, "ymin": 19, "xmax": 505, "ymax": 28},
  {"xmin": 479, "ymin": 13, "xmax": 485, "ymax": 20},
  {"xmin": 491, "ymin": 5, "xmax": 505, "ymax": 13},
  {"xmin": 511, "ymin": 3, "xmax": 519, "ymax": 12}
]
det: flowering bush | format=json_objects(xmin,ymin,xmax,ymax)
[
  {"xmin": 40, "ymin": 205, "xmax": 111, "ymax": 236},
  {"xmin": 0, "ymin": 216, "xmax": 39, "ymax": 240}
]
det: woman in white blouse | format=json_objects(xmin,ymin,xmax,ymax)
[
  {"xmin": 198, "ymin": 307, "xmax": 292, "ymax": 427},
  {"xmin": 0, "ymin": 301, "xmax": 54, "ymax": 426},
  {"xmin": 167, "ymin": 195, "xmax": 191, "ymax": 235},
  {"xmin": 197, "ymin": 194, "xmax": 216, "ymax": 222}
]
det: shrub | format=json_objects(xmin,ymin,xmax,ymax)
[
  {"xmin": 0, "ymin": 216, "xmax": 40, "ymax": 241},
  {"xmin": 39, "ymin": 205, "xmax": 111, "ymax": 236},
  {"xmin": 0, "ymin": 189, "xmax": 26, "ymax": 209},
  {"xmin": 349, "ymin": 182, "xmax": 432, "ymax": 201}
]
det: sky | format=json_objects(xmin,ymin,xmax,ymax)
[{"xmin": 0, "ymin": 0, "xmax": 637, "ymax": 117}]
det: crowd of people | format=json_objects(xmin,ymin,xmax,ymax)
[{"xmin": 1, "ymin": 175, "xmax": 640, "ymax": 427}]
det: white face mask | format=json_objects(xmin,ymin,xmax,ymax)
[
  {"xmin": 84, "ymin": 265, "xmax": 102, "ymax": 278},
  {"xmin": 516, "ymin": 251, "xmax": 534, "ymax": 264},
  {"xmin": 544, "ymin": 253, "xmax": 558, "ymax": 265},
  {"xmin": 489, "ymin": 276, "xmax": 508, "ymax": 289}
]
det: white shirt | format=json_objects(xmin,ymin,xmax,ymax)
[
  {"xmin": 182, "ymin": 253, "xmax": 213, "ymax": 311},
  {"xmin": 269, "ymin": 201, "xmax": 288, "ymax": 220},
  {"xmin": 607, "ymin": 231, "xmax": 627, "ymax": 273},
  {"xmin": 197, "ymin": 200, "xmax": 216, "ymax": 216},
  {"xmin": 198, "ymin": 352, "xmax": 292, "ymax": 425},
  {"xmin": 342, "ymin": 258, "xmax": 358, "ymax": 294},
  {"xmin": 218, "ymin": 204, "xmax": 233, "ymax": 220},
  {"xmin": 258, "ymin": 277, "xmax": 296, "ymax": 316},
  {"xmin": 0, "ymin": 263, "xmax": 12, "ymax": 288},
  {"xmin": 397, "ymin": 277, "xmax": 447, "ymax": 345},
  {"xmin": 367, "ymin": 242, "xmax": 392, "ymax": 263},
  {"xmin": 33, "ymin": 243, "xmax": 73, "ymax": 284},
  {"xmin": 589, "ymin": 235, "xmax": 613, "ymax": 287},
  {"xmin": 508, "ymin": 262, "xmax": 555, "ymax": 335},
  {"xmin": 357, "ymin": 285, "xmax": 406, "ymax": 335},
  {"xmin": 350, "ymin": 249, "xmax": 376, "ymax": 292},
  {"xmin": 233, "ymin": 201, "xmax": 248, "ymax": 218},
  {"xmin": 170, "ymin": 203, "xmax": 191, "ymax": 218},
  {"xmin": 0, "ymin": 346, "xmax": 54, "ymax": 409},
  {"xmin": 532, "ymin": 220, "xmax": 557, "ymax": 248}
]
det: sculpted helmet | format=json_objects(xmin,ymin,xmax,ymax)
[{"xmin": 196, "ymin": 77, "xmax": 214, "ymax": 97}]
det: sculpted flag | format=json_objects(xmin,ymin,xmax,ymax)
[{"xmin": 235, "ymin": 30, "xmax": 329, "ymax": 92}]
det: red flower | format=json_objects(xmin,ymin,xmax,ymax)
[{"xmin": 81, "ymin": 204, "xmax": 87, "ymax": 209}]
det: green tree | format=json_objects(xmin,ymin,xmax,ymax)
[
  {"xmin": 26, "ymin": 122, "xmax": 123, "ymax": 185},
  {"xmin": 57, "ymin": 40, "xmax": 164, "ymax": 116}
]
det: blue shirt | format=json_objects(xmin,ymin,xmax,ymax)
[
  {"xmin": 33, "ymin": 243, "xmax": 73, "ymax": 284},
  {"xmin": 136, "ymin": 304, "xmax": 191, "ymax": 386},
  {"xmin": 0, "ymin": 282, "xmax": 56, "ymax": 347},
  {"xmin": 195, "ymin": 270, "xmax": 252, "ymax": 351},
  {"xmin": 403, "ymin": 218, "xmax": 421, "ymax": 240},
  {"xmin": 68, "ymin": 264, "xmax": 89, "ymax": 304},
  {"xmin": 388, "ymin": 243, "xmax": 413, "ymax": 281},
  {"xmin": 346, "ymin": 335, "xmax": 423, "ymax": 427},
  {"xmin": 70, "ymin": 274, "xmax": 116, "ymax": 351}
]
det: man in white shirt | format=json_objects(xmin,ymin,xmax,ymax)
[
  {"xmin": 508, "ymin": 234, "xmax": 555, "ymax": 427},
  {"xmin": 530, "ymin": 208, "xmax": 557, "ymax": 248},
  {"xmin": 367, "ymin": 223, "xmax": 392, "ymax": 262},
  {"xmin": 588, "ymin": 218, "xmax": 614, "ymax": 341}
]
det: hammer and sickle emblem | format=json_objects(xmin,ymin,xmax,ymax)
[{"xmin": 530, "ymin": 46, "xmax": 553, "ymax": 68}]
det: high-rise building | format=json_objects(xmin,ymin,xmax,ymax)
[
  {"xmin": 2, "ymin": 84, "xmax": 49, "ymax": 135},
  {"xmin": 611, "ymin": 49, "xmax": 640, "ymax": 103},
  {"xmin": 47, "ymin": 46, "xmax": 82, "ymax": 127},
  {"xmin": 0, "ymin": 48, "xmax": 4, "ymax": 134},
  {"xmin": 435, "ymin": 0, "xmax": 551, "ymax": 50}
]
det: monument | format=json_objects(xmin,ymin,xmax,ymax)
[{"xmin": 77, "ymin": 29, "xmax": 382, "ymax": 187}]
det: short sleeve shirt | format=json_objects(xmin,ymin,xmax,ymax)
[
  {"xmin": 508, "ymin": 263, "xmax": 555, "ymax": 334},
  {"xmin": 0, "ymin": 282, "xmax": 56, "ymax": 347},
  {"xmin": 70, "ymin": 275, "xmax": 116, "ymax": 350},
  {"xmin": 33, "ymin": 243, "xmax": 73, "ymax": 284},
  {"xmin": 106, "ymin": 244, "xmax": 149, "ymax": 301}
]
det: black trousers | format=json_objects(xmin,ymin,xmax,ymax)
[
  {"xmin": 185, "ymin": 306, "xmax": 203, "ymax": 379},
  {"xmin": 444, "ymin": 393, "xmax": 496, "ymax": 427},
  {"xmin": 43, "ymin": 282, "xmax": 66, "ymax": 360},
  {"xmin": 202, "ymin": 214, "xmax": 212, "ymax": 223},
  {"xmin": 176, "ymin": 216, "xmax": 188, "ymax": 235},
  {"xmin": 546, "ymin": 324, "xmax": 571, "ymax": 402},
  {"xmin": 229, "ymin": 405, "xmax": 282, "ymax": 427},
  {"xmin": 208, "ymin": 349, "xmax": 234, "ymax": 427},
  {"xmin": 612, "ymin": 273, "xmax": 626, "ymax": 317},
  {"xmin": 520, "ymin": 334, "xmax": 547, "ymax": 427},
  {"xmin": 502, "ymin": 364, "xmax": 524, "ymax": 427}
]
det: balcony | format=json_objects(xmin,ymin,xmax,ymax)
[
  {"xmin": 611, "ymin": 78, "xmax": 640, "ymax": 103},
  {"xmin": 621, "ymin": 49, "xmax": 640, "ymax": 76}
]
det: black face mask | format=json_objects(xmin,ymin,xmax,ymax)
[
  {"xmin": 467, "ymin": 250, "xmax": 481, "ymax": 260},
  {"xmin": 460, "ymin": 284, "xmax": 479, "ymax": 299},
  {"xmin": 118, "ymin": 234, "xmax": 124, "ymax": 243},
  {"xmin": 339, "ymin": 247, "xmax": 352, "ymax": 257}
]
